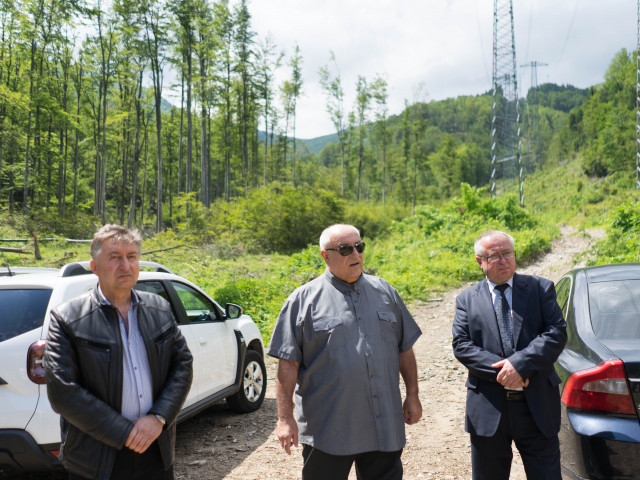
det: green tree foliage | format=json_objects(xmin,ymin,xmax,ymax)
[
  {"xmin": 170, "ymin": 184, "xmax": 344, "ymax": 254},
  {"xmin": 530, "ymin": 83, "xmax": 588, "ymax": 113},
  {"xmin": 554, "ymin": 49, "xmax": 635, "ymax": 177},
  {"xmin": 591, "ymin": 200, "xmax": 640, "ymax": 264}
]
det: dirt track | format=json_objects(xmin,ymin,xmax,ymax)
[
  {"xmin": 3, "ymin": 226, "xmax": 602, "ymax": 480},
  {"xmin": 171, "ymin": 225, "xmax": 603, "ymax": 480}
]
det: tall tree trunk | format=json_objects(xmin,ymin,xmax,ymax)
[
  {"xmin": 167, "ymin": 109, "xmax": 175, "ymax": 225},
  {"xmin": 141, "ymin": 117, "xmax": 148, "ymax": 226},
  {"xmin": 263, "ymin": 98, "xmax": 268, "ymax": 186},
  {"xmin": 177, "ymin": 69, "xmax": 184, "ymax": 194},
  {"xmin": 340, "ymin": 137, "xmax": 345, "ymax": 197},
  {"xmin": 241, "ymin": 74, "xmax": 248, "ymax": 193},
  {"xmin": 59, "ymin": 59, "xmax": 68, "ymax": 216},
  {"xmin": 199, "ymin": 57, "xmax": 208, "ymax": 206},
  {"xmin": 127, "ymin": 73, "xmax": 144, "ymax": 229},
  {"xmin": 224, "ymin": 60, "xmax": 231, "ymax": 201},
  {"xmin": 291, "ymin": 106, "xmax": 296, "ymax": 186},
  {"xmin": 282, "ymin": 110, "xmax": 289, "ymax": 181},
  {"xmin": 186, "ymin": 48, "xmax": 193, "ymax": 198},
  {"xmin": 73, "ymin": 61, "xmax": 83, "ymax": 213},
  {"xmin": 24, "ymin": 37, "xmax": 37, "ymax": 215},
  {"xmin": 357, "ymin": 132, "xmax": 364, "ymax": 201}
]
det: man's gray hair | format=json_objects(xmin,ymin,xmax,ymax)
[
  {"xmin": 91, "ymin": 224, "xmax": 142, "ymax": 260},
  {"xmin": 319, "ymin": 224, "xmax": 360, "ymax": 249},
  {"xmin": 474, "ymin": 230, "xmax": 515, "ymax": 256}
]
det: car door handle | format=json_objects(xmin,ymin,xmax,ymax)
[{"xmin": 199, "ymin": 337, "xmax": 208, "ymax": 345}]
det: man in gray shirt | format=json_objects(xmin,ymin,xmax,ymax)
[{"xmin": 268, "ymin": 224, "xmax": 422, "ymax": 480}]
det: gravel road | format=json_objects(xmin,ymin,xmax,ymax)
[
  {"xmin": 172, "ymin": 225, "xmax": 603, "ymax": 480},
  {"xmin": 2, "ymin": 226, "xmax": 602, "ymax": 480}
]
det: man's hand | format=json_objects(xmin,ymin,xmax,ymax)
[
  {"xmin": 403, "ymin": 393, "xmax": 422, "ymax": 425},
  {"xmin": 276, "ymin": 416, "xmax": 299, "ymax": 455},
  {"xmin": 125, "ymin": 414, "xmax": 163, "ymax": 453},
  {"xmin": 492, "ymin": 359, "xmax": 529, "ymax": 389}
]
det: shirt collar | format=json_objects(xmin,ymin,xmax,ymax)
[
  {"xmin": 323, "ymin": 269, "xmax": 363, "ymax": 294},
  {"xmin": 486, "ymin": 276, "xmax": 514, "ymax": 294},
  {"xmin": 96, "ymin": 285, "xmax": 140, "ymax": 308}
]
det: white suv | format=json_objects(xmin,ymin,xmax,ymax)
[{"xmin": 0, "ymin": 261, "xmax": 266, "ymax": 473}]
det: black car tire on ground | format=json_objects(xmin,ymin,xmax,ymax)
[{"xmin": 227, "ymin": 350, "xmax": 267, "ymax": 413}]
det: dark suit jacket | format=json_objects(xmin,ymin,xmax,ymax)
[{"xmin": 452, "ymin": 273, "xmax": 567, "ymax": 438}]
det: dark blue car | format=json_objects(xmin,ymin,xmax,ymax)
[{"xmin": 555, "ymin": 263, "xmax": 640, "ymax": 479}]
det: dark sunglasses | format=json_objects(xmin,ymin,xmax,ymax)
[{"xmin": 326, "ymin": 241, "xmax": 366, "ymax": 256}]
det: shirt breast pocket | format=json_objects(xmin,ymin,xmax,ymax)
[
  {"xmin": 312, "ymin": 315, "xmax": 345, "ymax": 351},
  {"xmin": 377, "ymin": 310, "xmax": 398, "ymax": 345}
]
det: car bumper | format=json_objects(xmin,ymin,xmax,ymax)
[
  {"xmin": 0, "ymin": 429, "xmax": 60, "ymax": 473},
  {"xmin": 560, "ymin": 409, "xmax": 640, "ymax": 479}
]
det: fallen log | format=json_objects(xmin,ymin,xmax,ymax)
[
  {"xmin": 142, "ymin": 245, "xmax": 188, "ymax": 255},
  {"xmin": 0, "ymin": 246, "xmax": 32, "ymax": 254}
]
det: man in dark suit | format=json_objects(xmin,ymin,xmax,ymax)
[{"xmin": 452, "ymin": 230, "xmax": 567, "ymax": 480}]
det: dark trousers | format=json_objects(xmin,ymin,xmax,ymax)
[
  {"xmin": 68, "ymin": 442, "xmax": 173, "ymax": 480},
  {"xmin": 470, "ymin": 398, "xmax": 561, "ymax": 480},
  {"xmin": 301, "ymin": 444, "xmax": 403, "ymax": 480}
]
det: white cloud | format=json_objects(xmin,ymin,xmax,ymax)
[{"xmin": 249, "ymin": 0, "xmax": 637, "ymax": 139}]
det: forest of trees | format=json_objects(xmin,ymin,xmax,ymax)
[
  {"xmin": 0, "ymin": 0, "xmax": 315, "ymax": 231},
  {"xmin": 553, "ymin": 48, "xmax": 636, "ymax": 178},
  {"xmin": 3, "ymin": 0, "xmax": 626, "ymax": 236}
]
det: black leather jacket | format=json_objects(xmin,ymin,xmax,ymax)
[{"xmin": 44, "ymin": 288, "xmax": 193, "ymax": 480}]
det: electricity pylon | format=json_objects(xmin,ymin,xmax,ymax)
[
  {"xmin": 636, "ymin": 0, "xmax": 640, "ymax": 188},
  {"xmin": 491, "ymin": 0, "xmax": 523, "ymax": 205},
  {"xmin": 520, "ymin": 61, "xmax": 548, "ymax": 171}
]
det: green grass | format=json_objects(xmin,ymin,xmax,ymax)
[{"xmin": 2, "ymin": 157, "xmax": 633, "ymax": 343}]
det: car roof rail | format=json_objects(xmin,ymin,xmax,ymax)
[
  {"xmin": 0, "ymin": 266, "xmax": 59, "ymax": 277},
  {"xmin": 60, "ymin": 261, "xmax": 174, "ymax": 277},
  {"xmin": 59, "ymin": 263, "xmax": 92, "ymax": 277}
]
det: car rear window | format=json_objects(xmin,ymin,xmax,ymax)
[
  {"xmin": 589, "ymin": 280, "xmax": 640, "ymax": 340},
  {"xmin": 0, "ymin": 289, "xmax": 52, "ymax": 342}
]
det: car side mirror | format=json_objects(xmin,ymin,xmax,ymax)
[{"xmin": 225, "ymin": 303, "xmax": 242, "ymax": 320}]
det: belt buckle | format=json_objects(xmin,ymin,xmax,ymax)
[{"xmin": 506, "ymin": 390, "xmax": 523, "ymax": 401}]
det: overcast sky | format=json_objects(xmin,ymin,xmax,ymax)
[{"xmin": 248, "ymin": 0, "xmax": 637, "ymax": 139}]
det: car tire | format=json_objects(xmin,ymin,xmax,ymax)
[{"xmin": 227, "ymin": 350, "xmax": 267, "ymax": 413}]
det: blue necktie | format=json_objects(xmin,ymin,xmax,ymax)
[{"xmin": 495, "ymin": 284, "xmax": 514, "ymax": 356}]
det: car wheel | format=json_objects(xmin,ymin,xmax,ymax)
[{"xmin": 227, "ymin": 350, "xmax": 266, "ymax": 413}]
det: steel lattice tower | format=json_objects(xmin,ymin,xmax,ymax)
[
  {"xmin": 636, "ymin": 0, "xmax": 640, "ymax": 188},
  {"xmin": 521, "ymin": 61, "xmax": 547, "ymax": 171},
  {"xmin": 491, "ymin": 0, "xmax": 523, "ymax": 205}
]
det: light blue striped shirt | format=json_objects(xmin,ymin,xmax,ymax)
[{"xmin": 97, "ymin": 286, "xmax": 154, "ymax": 421}]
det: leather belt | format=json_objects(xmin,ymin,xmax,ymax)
[{"xmin": 505, "ymin": 390, "xmax": 525, "ymax": 401}]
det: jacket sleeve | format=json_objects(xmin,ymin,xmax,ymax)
[
  {"xmin": 44, "ymin": 308, "xmax": 133, "ymax": 449},
  {"xmin": 451, "ymin": 290, "xmax": 504, "ymax": 382},
  {"xmin": 147, "ymin": 318, "xmax": 193, "ymax": 426}
]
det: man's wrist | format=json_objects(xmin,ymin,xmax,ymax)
[{"xmin": 154, "ymin": 414, "xmax": 166, "ymax": 426}]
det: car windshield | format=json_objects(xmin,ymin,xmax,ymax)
[
  {"xmin": 0, "ymin": 289, "xmax": 52, "ymax": 342},
  {"xmin": 589, "ymin": 280, "xmax": 640, "ymax": 340}
]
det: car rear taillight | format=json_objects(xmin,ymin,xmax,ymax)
[
  {"xmin": 561, "ymin": 359, "xmax": 636, "ymax": 415},
  {"xmin": 27, "ymin": 340, "xmax": 46, "ymax": 385}
]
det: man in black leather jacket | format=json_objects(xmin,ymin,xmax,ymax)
[{"xmin": 44, "ymin": 225, "xmax": 193, "ymax": 480}]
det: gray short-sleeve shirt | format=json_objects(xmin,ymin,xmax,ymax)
[{"xmin": 267, "ymin": 270, "xmax": 422, "ymax": 455}]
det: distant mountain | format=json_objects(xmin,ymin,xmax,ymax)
[
  {"xmin": 300, "ymin": 133, "xmax": 338, "ymax": 155},
  {"xmin": 255, "ymin": 131, "xmax": 339, "ymax": 155}
]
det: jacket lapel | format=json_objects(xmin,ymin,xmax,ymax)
[
  {"xmin": 511, "ymin": 273, "xmax": 528, "ymax": 349},
  {"xmin": 476, "ymin": 279, "xmax": 502, "ymax": 344}
]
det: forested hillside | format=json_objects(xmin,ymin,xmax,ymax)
[
  {"xmin": 0, "ymin": 0, "xmax": 598, "ymax": 240},
  {"xmin": 3, "ymin": 35, "xmax": 640, "ymax": 337}
]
